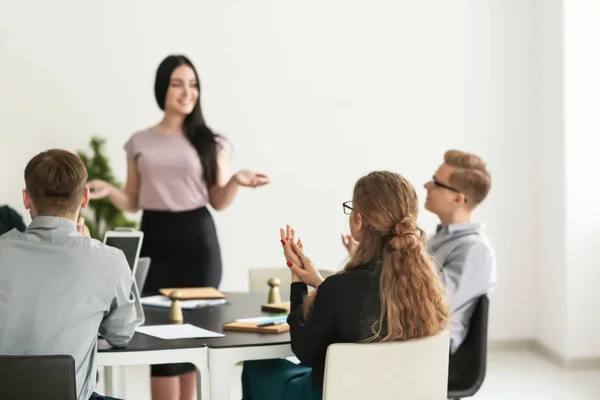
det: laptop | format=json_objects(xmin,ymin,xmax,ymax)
[{"xmin": 103, "ymin": 228, "xmax": 145, "ymax": 326}]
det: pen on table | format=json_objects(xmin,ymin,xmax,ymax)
[{"xmin": 257, "ymin": 321, "xmax": 286, "ymax": 327}]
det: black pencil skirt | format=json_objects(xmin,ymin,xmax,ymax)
[{"xmin": 140, "ymin": 206, "xmax": 222, "ymax": 377}]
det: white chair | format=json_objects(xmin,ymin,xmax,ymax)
[
  {"xmin": 248, "ymin": 267, "xmax": 335, "ymax": 298},
  {"xmin": 322, "ymin": 331, "xmax": 450, "ymax": 400}
]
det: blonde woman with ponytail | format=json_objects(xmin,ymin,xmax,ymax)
[{"xmin": 241, "ymin": 171, "xmax": 449, "ymax": 400}]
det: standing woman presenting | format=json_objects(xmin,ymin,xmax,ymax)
[{"xmin": 88, "ymin": 54, "xmax": 270, "ymax": 400}]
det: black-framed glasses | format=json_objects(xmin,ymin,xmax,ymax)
[
  {"xmin": 430, "ymin": 176, "xmax": 461, "ymax": 193},
  {"xmin": 430, "ymin": 176, "xmax": 467, "ymax": 202},
  {"xmin": 342, "ymin": 201, "xmax": 353, "ymax": 215}
]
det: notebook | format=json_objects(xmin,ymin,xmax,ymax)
[
  {"xmin": 223, "ymin": 314, "xmax": 289, "ymax": 334},
  {"xmin": 223, "ymin": 321, "xmax": 289, "ymax": 334},
  {"xmin": 159, "ymin": 287, "xmax": 226, "ymax": 300}
]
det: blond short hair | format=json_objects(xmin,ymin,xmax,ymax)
[{"xmin": 444, "ymin": 150, "xmax": 491, "ymax": 206}]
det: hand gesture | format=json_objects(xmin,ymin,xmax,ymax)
[
  {"xmin": 87, "ymin": 180, "xmax": 113, "ymax": 200},
  {"xmin": 77, "ymin": 217, "xmax": 91, "ymax": 238},
  {"xmin": 341, "ymin": 233, "xmax": 359, "ymax": 256},
  {"xmin": 286, "ymin": 240, "xmax": 324, "ymax": 289},
  {"xmin": 280, "ymin": 225, "xmax": 303, "ymax": 281},
  {"xmin": 234, "ymin": 170, "xmax": 270, "ymax": 188}
]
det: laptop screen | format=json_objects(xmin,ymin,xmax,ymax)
[{"xmin": 104, "ymin": 236, "xmax": 142, "ymax": 272}]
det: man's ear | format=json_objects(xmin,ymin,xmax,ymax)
[
  {"xmin": 454, "ymin": 192, "xmax": 467, "ymax": 205},
  {"xmin": 22, "ymin": 189, "xmax": 31, "ymax": 210},
  {"xmin": 81, "ymin": 186, "xmax": 90, "ymax": 209}
]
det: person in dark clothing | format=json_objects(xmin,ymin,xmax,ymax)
[
  {"xmin": 241, "ymin": 171, "xmax": 450, "ymax": 400},
  {"xmin": 0, "ymin": 205, "xmax": 26, "ymax": 236}
]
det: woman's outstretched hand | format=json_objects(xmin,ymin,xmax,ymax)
[
  {"xmin": 234, "ymin": 170, "xmax": 270, "ymax": 188},
  {"xmin": 87, "ymin": 180, "xmax": 113, "ymax": 200}
]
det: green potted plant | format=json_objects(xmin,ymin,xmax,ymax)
[{"xmin": 77, "ymin": 137, "xmax": 137, "ymax": 240}]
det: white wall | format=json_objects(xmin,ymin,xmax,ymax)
[
  {"xmin": 563, "ymin": 0, "xmax": 600, "ymax": 359},
  {"xmin": 534, "ymin": 0, "xmax": 568, "ymax": 357},
  {"xmin": 531, "ymin": 0, "xmax": 600, "ymax": 360},
  {"xmin": 487, "ymin": 0, "xmax": 538, "ymax": 342},
  {"xmin": 0, "ymin": 0, "xmax": 539, "ymax": 342}
]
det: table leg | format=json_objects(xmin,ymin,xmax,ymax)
[
  {"xmin": 103, "ymin": 366, "xmax": 126, "ymax": 398},
  {"xmin": 190, "ymin": 359, "xmax": 210, "ymax": 400},
  {"xmin": 208, "ymin": 344, "xmax": 293, "ymax": 400}
]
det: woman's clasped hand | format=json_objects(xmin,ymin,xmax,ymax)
[{"xmin": 279, "ymin": 224, "xmax": 324, "ymax": 288}]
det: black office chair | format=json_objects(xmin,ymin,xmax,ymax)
[
  {"xmin": 447, "ymin": 295, "xmax": 489, "ymax": 400},
  {"xmin": 0, "ymin": 354, "xmax": 77, "ymax": 400}
]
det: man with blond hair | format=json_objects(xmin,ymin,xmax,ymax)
[
  {"xmin": 424, "ymin": 149, "xmax": 496, "ymax": 354},
  {"xmin": 0, "ymin": 149, "xmax": 140, "ymax": 400}
]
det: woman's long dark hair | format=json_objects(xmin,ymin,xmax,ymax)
[{"xmin": 154, "ymin": 55, "xmax": 221, "ymax": 188}]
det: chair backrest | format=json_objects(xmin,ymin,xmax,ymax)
[
  {"xmin": 0, "ymin": 205, "xmax": 26, "ymax": 235},
  {"xmin": 248, "ymin": 267, "xmax": 335, "ymax": 298},
  {"xmin": 323, "ymin": 331, "xmax": 450, "ymax": 400},
  {"xmin": 448, "ymin": 295, "xmax": 490, "ymax": 393},
  {"xmin": 135, "ymin": 256, "xmax": 151, "ymax": 293},
  {"xmin": 0, "ymin": 354, "xmax": 77, "ymax": 400}
]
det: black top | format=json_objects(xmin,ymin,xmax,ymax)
[{"xmin": 287, "ymin": 266, "xmax": 382, "ymax": 389}]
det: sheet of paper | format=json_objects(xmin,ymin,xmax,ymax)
[
  {"xmin": 135, "ymin": 324, "xmax": 225, "ymax": 340},
  {"xmin": 141, "ymin": 295, "xmax": 227, "ymax": 310}
]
